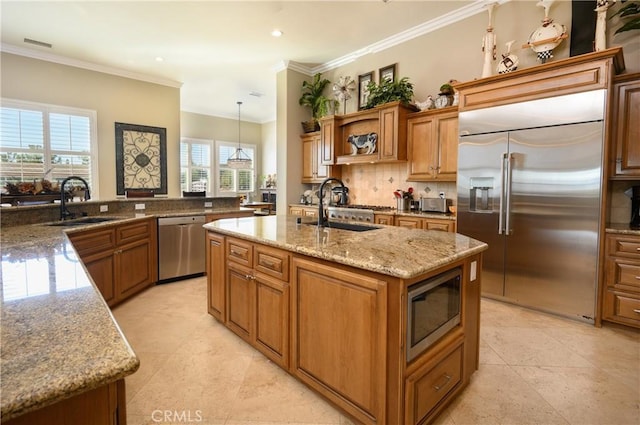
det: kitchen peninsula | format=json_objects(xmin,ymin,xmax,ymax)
[{"xmin": 204, "ymin": 215, "xmax": 487, "ymax": 425}]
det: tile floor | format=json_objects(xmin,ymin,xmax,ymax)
[{"xmin": 112, "ymin": 277, "xmax": 639, "ymax": 425}]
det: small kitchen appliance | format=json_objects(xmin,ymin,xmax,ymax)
[
  {"xmin": 331, "ymin": 186, "xmax": 349, "ymax": 206},
  {"xmin": 627, "ymin": 185, "xmax": 640, "ymax": 229},
  {"xmin": 419, "ymin": 197, "xmax": 452, "ymax": 213}
]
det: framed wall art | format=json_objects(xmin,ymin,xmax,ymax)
[
  {"xmin": 358, "ymin": 71, "xmax": 374, "ymax": 110},
  {"xmin": 379, "ymin": 63, "xmax": 396, "ymax": 83},
  {"xmin": 115, "ymin": 122, "xmax": 167, "ymax": 196}
]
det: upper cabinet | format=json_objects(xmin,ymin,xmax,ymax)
[
  {"xmin": 301, "ymin": 131, "xmax": 339, "ymax": 183},
  {"xmin": 407, "ymin": 107, "xmax": 458, "ymax": 181},
  {"xmin": 610, "ymin": 72, "xmax": 640, "ymax": 179},
  {"xmin": 320, "ymin": 101, "xmax": 418, "ymax": 165}
]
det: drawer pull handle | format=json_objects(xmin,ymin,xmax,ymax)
[
  {"xmin": 433, "ymin": 374, "xmax": 452, "ymax": 391},
  {"xmin": 245, "ymin": 274, "xmax": 255, "ymax": 280},
  {"xmin": 633, "ymin": 309, "xmax": 640, "ymax": 314}
]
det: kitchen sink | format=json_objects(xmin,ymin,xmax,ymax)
[
  {"xmin": 47, "ymin": 217, "xmax": 118, "ymax": 227},
  {"xmin": 304, "ymin": 221, "xmax": 380, "ymax": 232}
]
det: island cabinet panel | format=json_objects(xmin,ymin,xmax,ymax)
[
  {"xmin": 206, "ymin": 232, "xmax": 226, "ymax": 321},
  {"xmin": 69, "ymin": 217, "xmax": 157, "ymax": 307},
  {"xmin": 292, "ymin": 257, "xmax": 388, "ymax": 425},
  {"xmin": 226, "ymin": 261, "xmax": 254, "ymax": 341},
  {"xmin": 602, "ymin": 234, "xmax": 640, "ymax": 328},
  {"xmin": 221, "ymin": 237, "xmax": 291, "ymax": 367},
  {"xmin": 405, "ymin": 335, "xmax": 464, "ymax": 425},
  {"xmin": 4, "ymin": 379, "xmax": 125, "ymax": 425},
  {"xmin": 610, "ymin": 72, "xmax": 640, "ymax": 178}
]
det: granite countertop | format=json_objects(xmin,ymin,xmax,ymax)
[
  {"xmin": 205, "ymin": 215, "xmax": 487, "ymax": 279},
  {"xmin": 288, "ymin": 204, "xmax": 456, "ymax": 221},
  {"xmin": 605, "ymin": 223, "xmax": 640, "ymax": 236},
  {"xmin": 0, "ymin": 206, "xmax": 250, "ymax": 421}
]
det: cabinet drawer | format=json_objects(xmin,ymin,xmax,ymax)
[
  {"xmin": 227, "ymin": 238, "xmax": 253, "ymax": 267},
  {"xmin": 604, "ymin": 290, "xmax": 640, "ymax": 327},
  {"xmin": 424, "ymin": 219, "xmax": 453, "ymax": 232},
  {"xmin": 69, "ymin": 228, "xmax": 116, "ymax": 257},
  {"xmin": 613, "ymin": 261, "xmax": 640, "ymax": 291},
  {"xmin": 607, "ymin": 235, "xmax": 640, "ymax": 259},
  {"xmin": 405, "ymin": 342, "xmax": 463, "ymax": 425},
  {"xmin": 254, "ymin": 245, "xmax": 289, "ymax": 282},
  {"xmin": 116, "ymin": 219, "xmax": 152, "ymax": 245}
]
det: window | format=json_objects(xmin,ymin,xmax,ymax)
[
  {"xmin": 180, "ymin": 138, "xmax": 212, "ymax": 193},
  {"xmin": 217, "ymin": 141, "xmax": 255, "ymax": 195},
  {"xmin": 179, "ymin": 138, "xmax": 256, "ymax": 196},
  {"xmin": 0, "ymin": 99, "xmax": 98, "ymax": 196}
]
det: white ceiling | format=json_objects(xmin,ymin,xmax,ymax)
[{"xmin": 1, "ymin": 0, "xmax": 489, "ymax": 123}]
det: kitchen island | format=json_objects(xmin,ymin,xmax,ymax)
[
  {"xmin": 0, "ymin": 202, "xmax": 252, "ymax": 424},
  {"xmin": 204, "ymin": 215, "xmax": 488, "ymax": 425}
]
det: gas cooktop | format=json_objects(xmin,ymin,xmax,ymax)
[{"xmin": 334, "ymin": 204, "xmax": 393, "ymax": 212}]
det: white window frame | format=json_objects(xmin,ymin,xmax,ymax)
[
  {"xmin": 0, "ymin": 98, "xmax": 99, "ymax": 198},
  {"xmin": 180, "ymin": 137, "xmax": 213, "ymax": 195},
  {"xmin": 215, "ymin": 140, "xmax": 256, "ymax": 196}
]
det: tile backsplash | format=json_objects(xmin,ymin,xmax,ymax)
[{"xmin": 333, "ymin": 163, "xmax": 457, "ymax": 207}]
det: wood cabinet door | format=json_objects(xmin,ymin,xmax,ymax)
[
  {"xmin": 435, "ymin": 112, "xmax": 459, "ymax": 181},
  {"xmin": 320, "ymin": 119, "xmax": 335, "ymax": 165},
  {"xmin": 407, "ymin": 115, "xmax": 436, "ymax": 180},
  {"xmin": 254, "ymin": 274, "xmax": 289, "ymax": 368},
  {"xmin": 374, "ymin": 214, "xmax": 394, "ymax": 225},
  {"xmin": 207, "ymin": 232, "xmax": 226, "ymax": 321},
  {"xmin": 116, "ymin": 238, "xmax": 154, "ymax": 300},
  {"xmin": 301, "ymin": 134, "xmax": 315, "ymax": 183},
  {"xmin": 292, "ymin": 257, "xmax": 388, "ymax": 424},
  {"xmin": 226, "ymin": 261, "xmax": 254, "ymax": 341},
  {"xmin": 396, "ymin": 216, "xmax": 423, "ymax": 229},
  {"xmin": 611, "ymin": 73, "xmax": 640, "ymax": 178},
  {"xmin": 315, "ymin": 133, "xmax": 330, "ymax": 180},
  {"xmin": 82, "ymin": 250, "xmax": 116, "ymax": 306},
  {"xmin": 424, "ymin": 218, "xmax": 454, "ymax": 232}
]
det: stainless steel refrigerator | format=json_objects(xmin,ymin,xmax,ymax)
[{"xmin": 457, "ymin": 90, "xmax": 607, "ymax": 323}]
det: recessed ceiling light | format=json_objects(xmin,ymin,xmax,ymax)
[
  {"xmin": 155, "ymin": 57, "xmax": 164, "ymax": 62},
  {"xmin": 271, "ymin": 29, "xmax": 283, "ymax": 37}
]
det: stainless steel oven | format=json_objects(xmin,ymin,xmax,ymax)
[{"xmin": 407, "ymin": 267, "xmax": 462, "ymax": 362}]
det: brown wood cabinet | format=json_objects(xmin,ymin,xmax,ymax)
[
  {"xmin": 206, "ymin": 232, "xmax": 226, "ymax": 321},
  {"xmin": 4, "ymin": 379, "xmax": 126, "ymax": 425},
  {"xmin": 206, "ymin": 227, "xmax": 482, "ymax": 425},
  {"xmin": 70, "ymin": 218, "xmax": 157, "ymax": 307},
  {"xmin": 374, "ymin": 213, "xmax": 394, "ymax": 225},
  {"xmin": 395, "ymin": 215, "xmax": 456, "ymax": 232},
  {"xmin": 289, "ymin": 205, "xmax": 318, "ymax": 217},
  {"xmin": 407, "ymin": 107, "xmax": 458, "ymax": 181},
  {"xmin": 224, "ymin": 237, "xmax": 290, "ymax": 367},
  {"xmin": 292, "ymin": 257, "xmax": 388, "ymax": 424},
  {"xmin": 602, "ymin": 233, "xmax": 640, "ymax": 328},
  {"xmin": 610, "ymin": 72, "xmax": 640, "ymax": 179},
  {"xmin": 301, "ymin": 131, "xmax": 331, "ymax": 183}
]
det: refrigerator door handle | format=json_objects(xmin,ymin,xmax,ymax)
[
  {"xmin": 505, "ymin": 153, "xmax": 514, "ymax": 236},
  {"xmin": 498, "ymin": 152, "xmax": 508, "ymax": 235}
]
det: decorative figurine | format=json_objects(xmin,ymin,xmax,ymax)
[
  {"xmin": 416, "ymin": 95, "xmax": 435, "ymax": 111},
  {"xmin": 594, "ymin": 0, "xmax": 615, "ymax": 51},
  {"xmin": 524, "ymin": 0, "xmax": 568, "ymax": 63},
  {"xmin": 481, "ymin": 2, "xmax": 498, "ymax": 78},
  {"xmin": 497, "ymin": 40, "xmax": 519, "ymax": 74}
]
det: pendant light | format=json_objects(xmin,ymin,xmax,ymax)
[{"xmin": 227, "ymin": 101, "xmax": 252, "ymax": 169}]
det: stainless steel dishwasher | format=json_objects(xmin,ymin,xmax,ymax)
[{"xmin": 158, "ymin": 215, "xmax": 206, "ymax": 282}]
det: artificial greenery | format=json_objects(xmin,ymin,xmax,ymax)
[
  {"xmin": 363, "ymin": 77, "xmax": 414, "ymax": 109},
  {"xmin": 299, "ymin": 73, "xmax": 339, "ymax": 121},
  {"xmin": 610, "ymin": 0, "xmax": 640, "ymax": 34}
]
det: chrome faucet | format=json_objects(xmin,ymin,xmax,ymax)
[
  {"xmin": 60, "ymin": 176, "xmax": 91, "ymax": 220},
  {"xmin": 318, "ymin": 177, "xmax": 345, "ymax": 227}
]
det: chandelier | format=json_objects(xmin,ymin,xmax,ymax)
[{"xmin": 227, "ymin": 101, "xmax": 252, "ymax": 169}]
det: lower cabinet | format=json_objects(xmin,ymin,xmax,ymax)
[
  {"xmin": 396, "ymin": 215, "xmax": 456, "ymax": 232},
  {"xmin": 69, "ymin": 218, "xmax": 157, "ymax": 307},
  {"xmin": 292, "ymin": 257, "xmax": 388, "ymax": 425},
  {"xmin": 602, "ymin": 233, "xmax": 640, "ymax": 328},
  {"xmin": 289, "ymin": 205, "xmax": 318, "ymax": 217},
  {"xmin": 206, "ymin": 232, "xmax": 226, "ymax": 321},
  {"xmin": 224, "ymin": 237, "xmax": 290, "ymax": 368},
  {"xmin": 4, "ymin": 379, "xmax": 126, "ymax": 425},
  {"xmin": 405, "ymin": 336, "xmax": 464, "ymax": 425}
]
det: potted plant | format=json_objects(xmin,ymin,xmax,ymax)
[
  {"xmin": 610, "ymin": 0, "xmax": 640, "ymax": 34},
  {"xmin": 299, "ymin": 73, "xmax": 339, "ymax": 133},
  {"xmin": 362, "ymin": 77, "xmax": 414, "ymax": 109}
]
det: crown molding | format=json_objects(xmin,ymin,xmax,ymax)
[{"xmin": 1, "ymin": 43, "xmax": 183, "ymax": 88}]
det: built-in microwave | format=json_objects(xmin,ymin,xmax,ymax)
[{"xmin": 406, "ymin": 267, "xmax": 461, "ymax": 362}]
